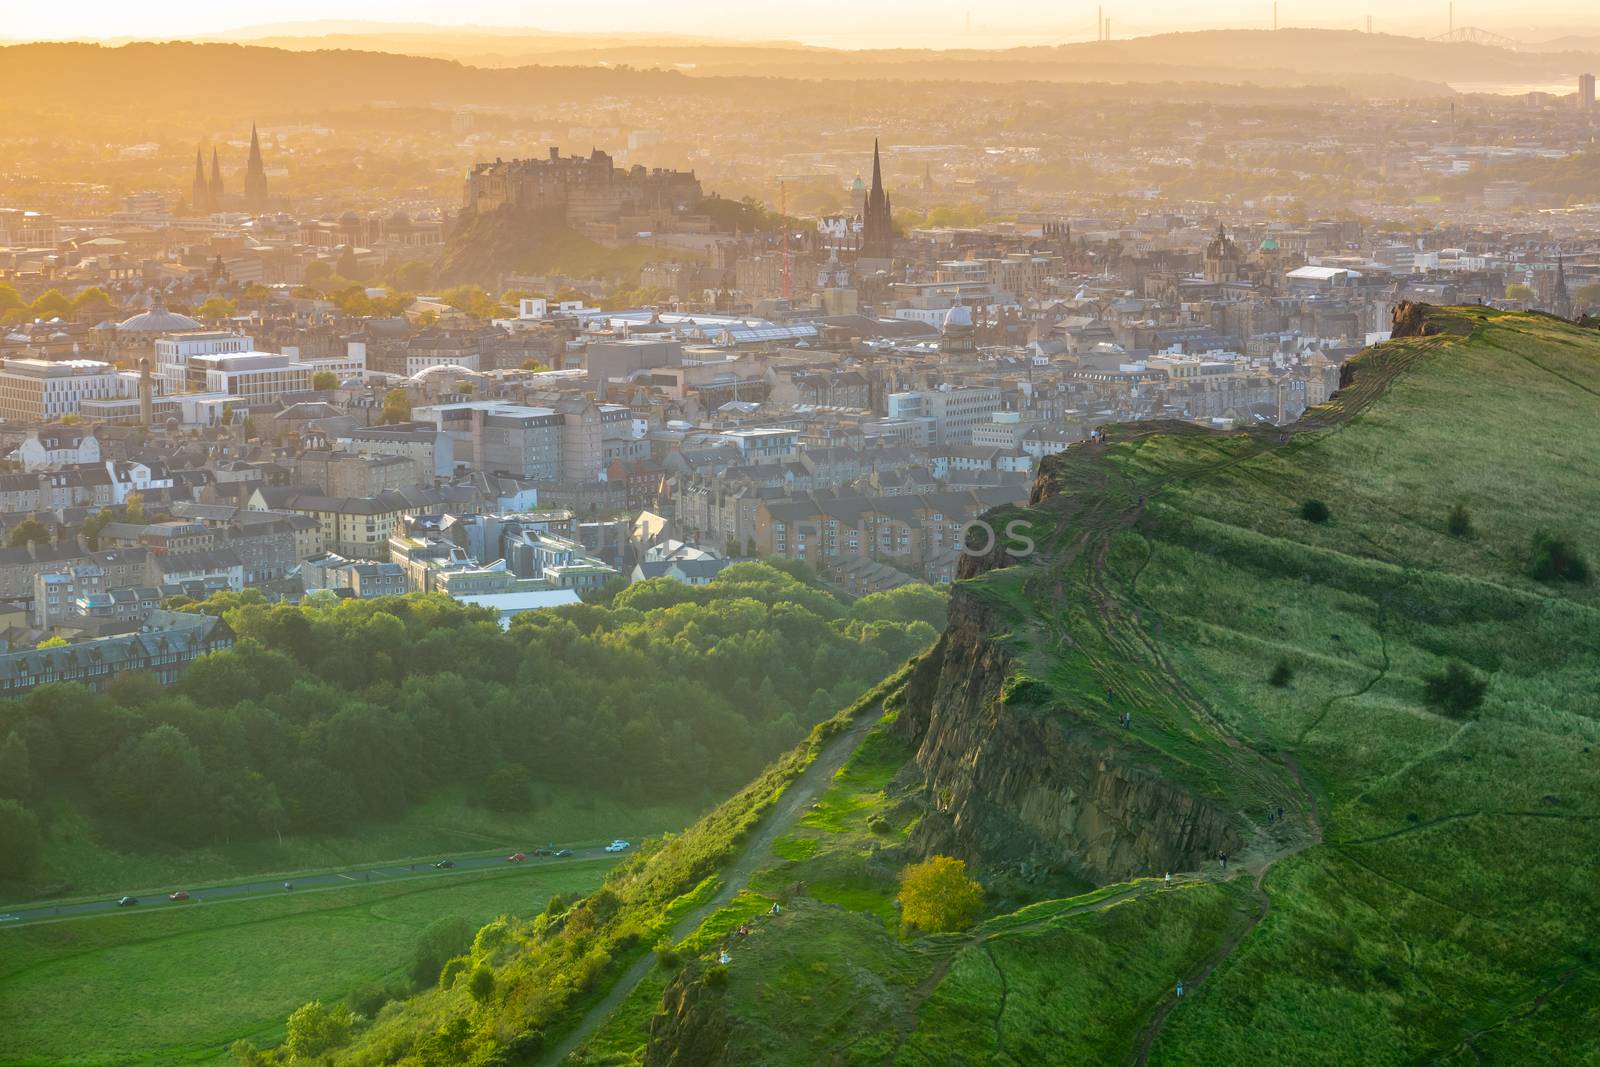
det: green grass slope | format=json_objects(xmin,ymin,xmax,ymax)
[{"xmin": 566, "ymin": 308, "xmax": 1600, "ymax": 1066}]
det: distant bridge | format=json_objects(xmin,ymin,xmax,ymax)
[{"xmin": 1428, "ymin": 26, "xmax": 1524, "ymax": 50}]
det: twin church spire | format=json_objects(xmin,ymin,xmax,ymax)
[{"xmin": 190, "ymin": 123, "xmax": 270, "ymax": 215}]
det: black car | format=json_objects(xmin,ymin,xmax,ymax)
[
  {"xmin": 116, "ymin": 896, "xmax": 139, "ymax": 907},
  {"xmin": 433, "ymin": 859, "xmax": 455, "ymax": 869},
  {"xmin": 552, "ymin": 849, "xmax": 573, "ymax": 858}
]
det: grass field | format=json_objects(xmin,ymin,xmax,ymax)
[
  {"xmin": 6, "ymin": 786, "xmax": 697, "ymax": 905},
  {"xmin": 0, "ymin": 859, "xmax": 614, "ymax": 1067}
]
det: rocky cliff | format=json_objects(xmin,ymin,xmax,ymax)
[{"xmin": 889, "ymin": 461, "xmax": 1241, "ymax": 885}]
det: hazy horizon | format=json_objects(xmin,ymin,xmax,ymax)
[{"xmin": 6, "ymin": 3, "xmax": 1600, "ymax": 50}]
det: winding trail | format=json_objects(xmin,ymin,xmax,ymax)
[{"xmin": 540, "ymin": 708, "xmax": 881, "ymax": 1066}]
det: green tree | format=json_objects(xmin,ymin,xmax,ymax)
[
  {"xmin": 0, "ymin": 284, "xmax": 22, "ymax": 312},
  {"xmin": 282, "ymin": 1000, "xmax": 354, "ymax": 1060},
  {"xmin": 0, "ymin": 799, "xmax": 43, "ymax": 879},
  {"xmin": 198, "ymin": 296, "xmax": 238, "ymax": 320},
  {"xmin": 481, "ymin": 762, "xmax": 532, "ymax": 811},
  {"xmin": 0, "ymin": 732, "xmax": 31, "ymax": 800},
  {"xmin": 29, "ymin": 289, "xmax": 72, "ymax": 319},
  {"xmin": 35, "ymin": 635, "xmax": 67, "ymax": 650},
  {"xmin": 467, "ymin": 964, "xmax": 495, "ymax": 1003},
  {"xmin": 380, "ymin": 388, "xmax": 412, "ymax": 425},
  {"xmin": 7, "ymin": 517, "xmax": 51, "ymax": 547},
  {"xmin": 898, "ymin": 855, "xmax": 983, "ymax": 932},
  {"xmin": 71, "ymin": 286, "xmax": 114, "ymax": 321},
  {"xmin": 520, "ymin": 358, "xmax": 551, "ymax": 372},
  {"xmin": 1505, "ymin": 282, "xmax": 1536, "ymax": 302},
  {"xmin": 311, "ymin": 370, "xmax": 339, "ymax": 391},
  {"xmin": 336, "ymin": 245, "xmax": 360, "ymax": 280}
]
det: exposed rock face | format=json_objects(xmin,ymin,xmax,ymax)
[
  {"xmin": 642, "ymin": 970, "xmax": 731, "ymax": 1067},
  {"xmin": 893, "ymin": 587, "xmax": 1239, "ymax": 885},
  {"xmin": 1390, "ymin": 300, "xmax": 1437, "ymax": 339}
]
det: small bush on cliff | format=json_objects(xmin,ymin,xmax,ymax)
[
  {"xmin": 899, "ymin": 855, "xmax": 984, "ymax": 933},
  {"xmin": 1268, "ymin": 658, "xmax": 1294, "ymax": 688},
  {"xmin": 1529, "ymin": 532, "xmax": 1590, "ymax": 584},
  {"xmin": 1423, "ymin": 661, "xmax": 1488, "ymax": 719},
  {"xmin": 1300, "ymin": 499, "xmax": 1331, "ymax": 524},
  {"xmin": 1446, "ymin": 503, "xmax": 1474, "ymax": 538}
]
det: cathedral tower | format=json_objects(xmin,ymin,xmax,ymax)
[
  {"xmin": 191, "ymin": 147, "xmax": 210, "ymax": 213},
  {"xmin": 244, "ymin": 122, "xmax": 269, "ymax": 211},
  {"xmin": 860, "ymin": 139, "xmax": 894, "ymax": 260},
  {"xmin": 208, "ymin": 147, "xmax": 225, "ymax": 211}
]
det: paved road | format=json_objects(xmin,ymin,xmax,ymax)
[{"xmin": 0, "ymin": 846, "xmax": 620, "ymax": 929}]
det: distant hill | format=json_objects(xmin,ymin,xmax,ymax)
[
  {"xmin": 6, "ymin": 29, "xmax": 1597, "ymax": 110},
  {"xmin": 305, "ymin": 307, "xmax": 1600, "ymax": 1065}
]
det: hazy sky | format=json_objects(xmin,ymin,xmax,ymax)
[{"xmin": 4, "ymin": 0, "xmax": 1596, "ymax": 47}]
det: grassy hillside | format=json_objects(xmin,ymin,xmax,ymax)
[
  {"xmin": 215, "ymin": 308, "xmax": 1599, "ymax": 1064},
  {"xmin": 552, "ymin": 307, "xmax": 1600, "ymax": 1065}
]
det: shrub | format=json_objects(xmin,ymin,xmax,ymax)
[
  {"xmin": 283, "ymin": 1000, "xmax": 354, "ymax": 1060},
  {"xmin": 467, "ymin": 964, "xmax": 496, "ymax": 1003},
  {"xmin": 438, "ymin": 954, "xmax": 470, "ymax": 990},
  {"xmin": 656, "ymin": 939, "xmax": 683, "ymax": 969},
  {"xmin": 868, "ymin": 813, "xmax": 892, "ymax": 833},
  {"xmin": 1268, "ymin": 658, "xmax": 1294, "ymax": 688},
  {"xmin": 409, "ymin": 916, "xmax": 475, "ymax": 990},
  {"xmin": 1529, "ymin": 531, "xmax": 1590, "ymax": 584},
  {"xmin": 346, "ymin": 981, "xmax": 389, "ymax": 1018},
  {"xmin": 1446, "ymin": 503, "xmax": 1473, "ymax": 538},
  {"xmin": 481, "ymin": 762, "xmax": 533, "ymax": 811},
  {"xmin": 898, "ymin": 855, "xmax": 984, "ymax": 933},
  {"xmin": 1299, "ymin": 499, "xmax": 1331, "ymax": 523},
  {"xmin": 1423, "ymin": 661, "xmax": 1488, "ymax": 719},
  {"xmin": 0, "ymin": 799, "xmax": 43, "ymax": 878},
  {"xmin": 703, "ymin": 963, "xmax": 730, "ymax": 987}
]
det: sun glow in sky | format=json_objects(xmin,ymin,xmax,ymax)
[{"xmin": 5, "ymin": 0, "xmax": 1597, "ymax": 48}]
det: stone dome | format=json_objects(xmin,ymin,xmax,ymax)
[
  {"xmin": 942, "ymin": 303, "xmax": 974, "ymax": 331},
  {"xmin": 116, "ymin": 304, "xmax": 202, "ymax": 333}
]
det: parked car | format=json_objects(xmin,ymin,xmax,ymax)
[
  {"xmin": 532, "ymin": 847, "xmax": 556, "ymax": 857},
  {"xmin": 433, "ymin": 859, "xmax": 455, "ymax": 869},
  {"xmin": 168, "ymin": 891, "xmax": 190, "ymax": 901},
  {"xmin": 116, "ymin": 896, "xmax": 139, "ymax": 907},
  {"xmin": 0, "ymin": 913, "xmax": 20, "ymax": 922},
  {"xmin": 552, "ymin": 848, "xmax": 573, "ymax": 858},
  {"xmin": 605, "ymin": 840, "xmax": 630, "ymax": 853},
  {"xmin": 507, "ymin": 852, "xmax": 527, "ymax": 863}
]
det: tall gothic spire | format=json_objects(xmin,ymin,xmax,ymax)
[
  {"xmin": 192, "ymin": 146, "xmax": 210, "ymax": 214},
  {"xmin": 244, "ymin": 121, "xmax": 269, "ymax": 211},
  {"xmin": 861, "ymin": 138, "xmax": 894, "ymax": 260},
  {"xmin": 209, "ymin": 146, "xmax": 225, "ymax": 209}
]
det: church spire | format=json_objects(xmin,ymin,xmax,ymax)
[
  {"xmin": 861, "ymin": 138, "xmax": 893, "ymax": 260},
  {"xmin": 1555, "ymin": 252, "xmax": 1573, "ymax": 320},
  {"xmin": 209, "ymin": 146, "xmax": 225, "ymax": 210},
  {"xmin": 244, "ymin": 121, "xmax": 269, "ymax": 212},
  {"xmin": 191, "ymin": 146, "xmax": 209, "ymax": 214}
]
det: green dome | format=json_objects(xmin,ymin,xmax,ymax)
[{"xmin": 1259, "ymin": 236, "xmax": 1280, "ymax": 252}]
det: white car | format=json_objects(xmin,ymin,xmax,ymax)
[{"xmin": 605, "ymin": 840, "xmax": 630, "ymax": 853}]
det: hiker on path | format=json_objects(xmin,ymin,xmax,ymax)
[
  {"xmin": 1176, "ymin": 981, "xmax": 1185, "ymax": 999},
  {"xmin": 1164, "ymin": 872, "xmax": 1171, "ymax": 884}
]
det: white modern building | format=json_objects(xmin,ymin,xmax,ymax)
[
  {"xmin": 153, "ymin": 331, "xmax": 254, "ymax": 392},
  {"xmin": 0, "ymin": 358, "xmax": 133, "ymax": 422}
]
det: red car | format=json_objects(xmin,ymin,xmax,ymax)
[
  {"xmin": 507, "ymin": 852, "xmax": 527, "ymax": 863},
  {"xmin": 168, "ymin": 891, "xmax": 190, "ymax": 901}
]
